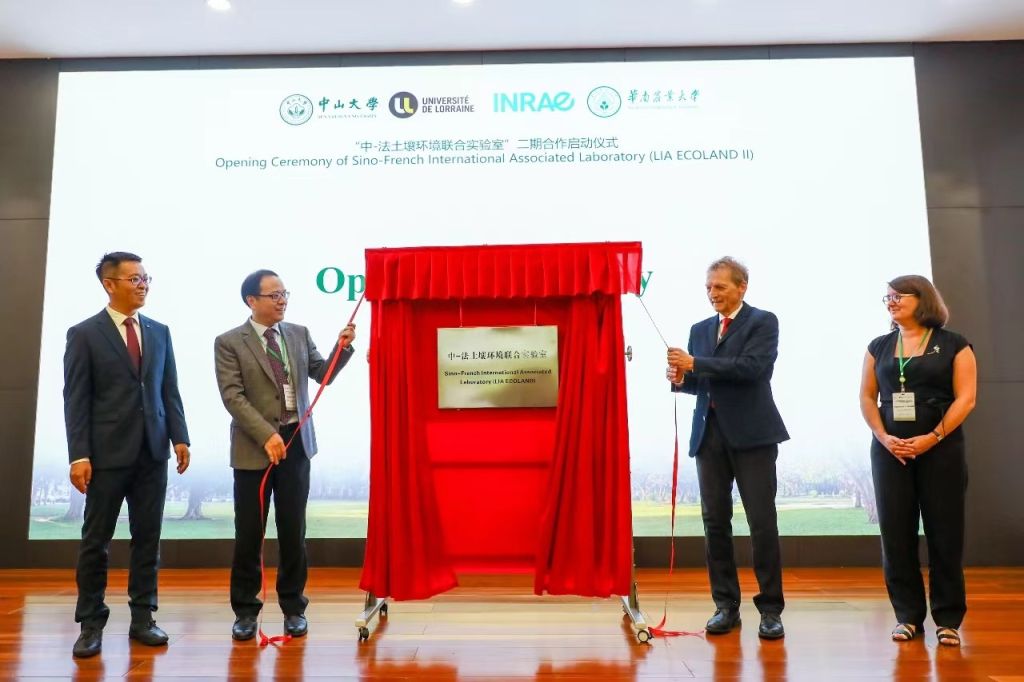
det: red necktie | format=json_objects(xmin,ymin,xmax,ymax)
[{"xmin": 124, "ymin": 318, "xmax": 141, "ymax": 374}]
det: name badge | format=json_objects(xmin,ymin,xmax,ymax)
[
  {"xmin": 283, "ymin": 383, "xmax": 297, "ymax": 412},
  {"xmin": 892, "ymin": 391, "xmax": 916, "ymax": 422}
]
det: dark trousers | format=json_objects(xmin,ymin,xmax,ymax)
[
  {"xmin": 695, "ymin": 411, "xmax": 784, "ymax": 614},
  {"xmin": 230, "ymin": 424, "xmax": 311, "ymax": 618},
  {"xmin": 75, "ymin": 452, "xmax": 168, "ymax": 628},
  {"xmin": 871, "ymin": 438, "xmax": 968, "ymax": 628}
]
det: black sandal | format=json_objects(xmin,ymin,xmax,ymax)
[
  {"xmin": 936, "ymin": 627, "xmax": 961, "ymax": 647},
  {"xmin": 891, "ymin": 623, "xmax": 918, "ymax": 641}
]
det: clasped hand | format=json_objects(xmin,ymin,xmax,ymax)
[{"xmin": 880, "ymin": 433, "xmax": 936, "ymax": 464}]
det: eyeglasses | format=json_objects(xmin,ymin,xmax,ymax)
[
  {"xmin": 255, "ymin": 290, "xmax": 290, "ymax": 302},
  {"xmin": 882, "ymin": 293, "xmax": 916, "ymax": 304},
  {"xmin": 107, "ymin": 275, "xmax": 152, "ymax": 287}
]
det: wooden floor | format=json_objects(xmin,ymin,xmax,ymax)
[{"xmin": 1, "ymin": 567, "xmax": 1022, "ymax": 680}]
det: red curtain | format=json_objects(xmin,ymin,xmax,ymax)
[
  {"xmin": 360, "ymin": 242, "xmax": 641, "ymax": 601},
  {"xmin": 365, "ymin": 242, "xmax": 642, "ymax": 301},
  {"xmin": 533, "ymin": 295, "xmax": 634, "ymax": 597},
  {"xmin": 359, "ymin": 299, "xmax": 459, "ymax": 600}
]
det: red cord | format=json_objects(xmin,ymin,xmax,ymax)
[{"xmin": 649, "ymin": 395, "xmax": 704, "ymax": 639}]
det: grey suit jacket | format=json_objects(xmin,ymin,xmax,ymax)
[{"xmin": 214, "ymin": 319, "xmax": 354, "ymax": 470}]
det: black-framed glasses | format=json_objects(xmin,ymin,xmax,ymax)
[
  {"xmin": 882, "ymin": 293, "xmax": 916, "ymax": 304},
  {"xmin": 107, "ymin": 275, "xmax": 152, "ymax": 287},
  {"xmin": 255, "ymin": 290, "xmax": 290, "ymax": 302}
]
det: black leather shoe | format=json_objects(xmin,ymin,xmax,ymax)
[
  {"xmin": 73, "ymin": 626, "xmax": 103, "ymax": 658},
  {"xmin": 284, "ymin": 614, "xmax": 308, "ymax": 637},
  {"xmin": 706, "ymin": 608, "xmax": 741, "ymax": 634},
  {"xmin": 129, "ymin": 620, "xmax": 169, "ymax": 646},
  {"xmin": 758, "ymin": 613, "xmax": 785, "ymax": 640},
  {"xmin": 232, "ymin": 616, "xmax": 258, "ymax": 641}
]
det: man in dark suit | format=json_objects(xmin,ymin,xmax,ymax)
[
  {"xmin": 64, "ymin": 252, "xmax": 191, "ymax": 658},
  {"xmin": 667, "ymin": 257, "xmax": 789, "ymax": 639},
  {"xmin": 214, "ymin": 269, "xmax": 355, "ymax": 641}
]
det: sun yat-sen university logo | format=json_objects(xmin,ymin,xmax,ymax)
[{"xmin": 280, "ymin": 94, "xmax": 314, "ymax": 125}]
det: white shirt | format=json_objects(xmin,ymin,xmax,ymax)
[{"xmin": 106, "ymin": 306, "xmax": 142, "ymax": 352}]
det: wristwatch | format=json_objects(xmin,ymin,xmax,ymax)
[{"xmin": 931, "ymin": 429, "xmax": 944, "ymax": 442}]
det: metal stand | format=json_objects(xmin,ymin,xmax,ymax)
[
  {"xmin": 355, "ymin": 558, "xmax": 650, "ymax": 644},
  {"xmin": 621, "ymin": 571, "xmax": 652, "ymax": 643},
  {"xmin": 355, "ymin": 590, "xmax": 387, "ymax": 641}
]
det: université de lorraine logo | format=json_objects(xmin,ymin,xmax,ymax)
[
  {"xmin": 280, "ymin": 94, "xmax": 314, "ymax": 125},
  {"xmin": 389, "ymin": 92, "xmax": 419, "ymax": 119}
]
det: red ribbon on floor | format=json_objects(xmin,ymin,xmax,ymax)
[
  {"xmin": 256, "ymin": 293, "xmax": 365, "ymax": 647},
  {"xmin": 649, "ymin": 395, "xmax": 705, "ymax": 639}
]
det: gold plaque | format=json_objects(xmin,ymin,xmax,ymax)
[{"xmin": 438, "ymin": 326, "xmax": 559, "ymax": 408}]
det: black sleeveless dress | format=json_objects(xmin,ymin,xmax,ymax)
[
  {"xmin": 866, "ymin": 325, "xmax": 971, "ymax": 629},
  {"xmin": 868, "ymin": 327, "xmax": 970, "ymax": 445}
]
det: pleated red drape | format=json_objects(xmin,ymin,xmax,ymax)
[
  {"xmin": 359, "ymin": 242, "xmax": 641, "ymax": 601},
  {"xmin": 533, "ymin": 295, "xmax": 634, "ymax": 597},
  {"xmin": 359, "ymin": 299, "xmax": 459, "ymax": 600}
]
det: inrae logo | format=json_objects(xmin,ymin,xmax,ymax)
[{"xmin": 492, "ymin": 92, "xmax": 575, "ymax": 113}]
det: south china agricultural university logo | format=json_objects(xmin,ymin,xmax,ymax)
[
  {"xmin": 587, "ymin": 86, "xmax": 622, "ymax": 118},
  {"xmin": 280, "ymin": 94, "xmax": 314, "ymax": 125}
]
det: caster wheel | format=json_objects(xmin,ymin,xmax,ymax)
[
  {"xmin": 637, "ymin": 629, "xmax": 652, "ymax": 643},
  {"xmin": 358, "ymin": 626, "xmax": 370, "ymax": 641},
  {"xmin": 380, "ymin": 602, "xmax": 388, "ymax": 617}
]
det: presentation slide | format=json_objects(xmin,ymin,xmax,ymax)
[{"xmin": 30, "ymin": 57, "xmax": 930, "ymax": 540}]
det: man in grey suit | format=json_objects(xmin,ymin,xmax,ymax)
[{"xmin": 215, "ymin": 269, "xmax": 355, "ymax": 641}]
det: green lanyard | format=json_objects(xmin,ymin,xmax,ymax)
[{"xmin": 897, "ymin": 328, "xmax": 932, "ymax": 391}]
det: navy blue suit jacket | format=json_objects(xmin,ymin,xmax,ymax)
[
  {"xmin": 63, "ymin": 310, "xmax": 190, "ymax": 469},
  {"xmin": 672, "ymin": 303, "xmax": 789, "ymax": 456}
]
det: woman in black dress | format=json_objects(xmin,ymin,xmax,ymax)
[{"xmin": 859, "ymin": 275, "xmax": 977, "ymax": 646}]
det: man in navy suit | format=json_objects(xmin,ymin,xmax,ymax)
[
  {"xmin": 667, "ymin": 257, "xmax": 789, "ymax": 639},
  {"xmin": 63, "ymin": 252, "xmax": 191, "ymax": 658}
]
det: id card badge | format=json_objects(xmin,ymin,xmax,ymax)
[
  {"xmin": 892, "ymin": 391, "xmax": 916, "ymax": 422},
  {"xmin": 283, "ymin": 383, "xmax": 297, "ymax": 412}
]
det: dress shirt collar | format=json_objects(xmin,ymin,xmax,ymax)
[
  {"xmin": 249, "ymin": 318, "xmax": 282, "ymax": 339},
  {"xmin": 719, "ymin": 302, "xmax": 744, "ymax": 323},
  {"xmin": 106, "ymin": 306, "xmax": 141, "ymax": 327}
]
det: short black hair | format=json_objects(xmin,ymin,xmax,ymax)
[
  {"xmin": 95, "ymin": 252, "xmax": 142, "ymax": 281},
  {"xmin": 241, "ymin": 269, "xmax": 279, "ymax": 305}
]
